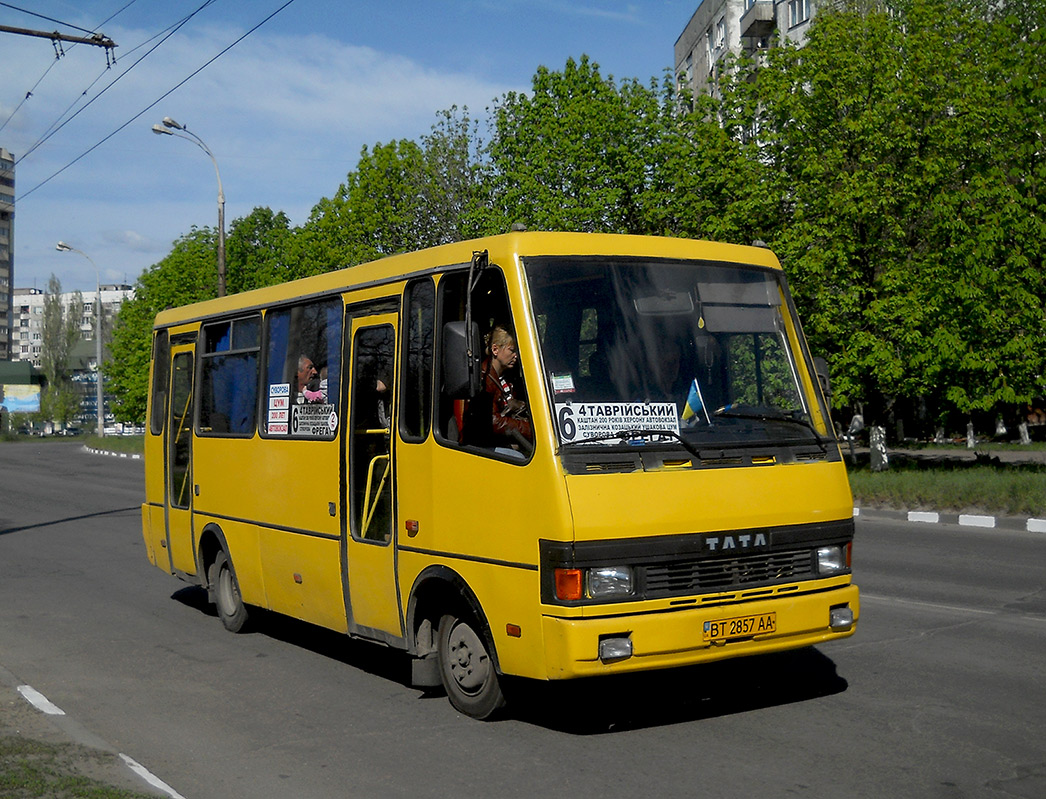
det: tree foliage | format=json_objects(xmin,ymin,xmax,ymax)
[
  {"xmin": 704, "ymin": 0, "xmax": 1046, "ymax": 425},
  {"xmin": 103, "ymin": 3, "xmax": 1046, "ymax": 432},
  {"xmin": 294, "ymin": 107, "xmax": 487, "ymax": 273},
  {"xmin": 484, "ymin": 56, "xmax": 671, "ymax": 235},
  {"xmin": 226, "ymin": 207, "xmax": 294, "ymax": 293},
  {"xmin": 106, "ymin": 228, "xmax": 223, "ymax": 422},
  {"xmin": 39, "ymin": 275, "xmax": 82, "ymax": 426}
]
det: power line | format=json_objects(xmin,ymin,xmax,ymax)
[
  {"xmin": 16, "ymin": 0, "xmax": 299, "ymax": 203},
  {"xmin": 14, "ymin": 0, "xmax": 219, "ymax": 165},
  {"xmin": 0, "ymin": 2, "xmax": 103, "ymax": 37},
  {"xmin": 0, "ymin": 0, "xmax": 140, "ymax": 135},
  {"xmin": 0, "ymin": 58, "xmax": 62, "ymax": 135}
]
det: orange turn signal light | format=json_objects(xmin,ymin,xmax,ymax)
[{"xmin": 555, "ymin": 568, "xmax": 583, "ymax": 601}]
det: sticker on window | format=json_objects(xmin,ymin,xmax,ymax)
[
  {"xmin": 268, "ymin": 384, "xmax": 290, "ymax": 435},
  {"xmin": 551, "ymin": 373, "xmax": 576, "ymax": 394},
  {"xmin": 555, "ymin": 402, "xmax": 680, "ymax": 444},
  {"xmin": 292, "ymin": 403, "xmax": 337, "ymax": 437}
]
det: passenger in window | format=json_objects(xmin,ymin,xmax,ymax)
[
  {"xmin": 461, "ymin": 325, "xmax": 532, "ymax": 454},
  {"xmin": 296, "ymin": 354, "xmax": 325, "ymax": 403}
]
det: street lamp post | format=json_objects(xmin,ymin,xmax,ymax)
[
  {"xmin": 55, "ymin": 241, "xmax": 104, "ymax": 438},
  {"xmin": 151, "ymin": 116, "xmax": 226, "ymax": 297}
]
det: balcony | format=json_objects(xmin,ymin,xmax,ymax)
[{"xmin": 740, "ymin": 0, "xmax": 775, "ymax": 39}]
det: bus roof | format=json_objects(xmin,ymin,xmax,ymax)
[{"xmin": 152, "ymin": 231, "xmax": 782, "ymax": 329}]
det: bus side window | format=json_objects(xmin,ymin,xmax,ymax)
[
  {"xmin": 400, "ymin": 278, "xmax": 434, "ymax": 443},
  {"xmin": 198, "ymin": 316, "xmax": 260, "ymax": 436},
  {"xmin": 150, "ymin": 330, "xmax": 170, "ymax": 435},
  {"xmin": 262, "ymin": 300, "xmax": 342, "ymax": 439},
  {"xmin": 435, "ymin": 268, "xmax": 529, "ymax": 459}
]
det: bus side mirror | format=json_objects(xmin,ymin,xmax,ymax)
[
  {"xmin": 442, "ymin": 321, "xmax": 482, "ymax": 399},
  {"xmin": 813, "ymin": 356, "xmax": 832, "ymax": 398}
]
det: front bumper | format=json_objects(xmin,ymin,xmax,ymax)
[{"xmin": 541, "ymin": 583, "xmax": 859, "ymax": 679}]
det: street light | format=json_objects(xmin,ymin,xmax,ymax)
[
  {"xmin": 55, "ymin": 241, "xmax": 105, "ymax": 438},
  {"xmin": 151, "ymin": 116, "xmax": 226, "ymax": 297}
]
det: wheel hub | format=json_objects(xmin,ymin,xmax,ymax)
[{"xmin": 448, "ymin": 622, "xmax": 489, "ymax": 693}]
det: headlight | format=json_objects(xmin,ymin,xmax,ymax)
[
  {"xmin": 816, "ymin": 545, "xmax": 847, "ymax": 574},
  {"xmin": 587, "ymin": 566, "xmax": 634, "ymax": 598}
]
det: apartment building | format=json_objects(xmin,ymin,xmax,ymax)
[
  {"xmin": 675, "ymin": 0, "xmax": 820, "ymax": 97},
  {"xmin": 11, "ymin": 284, "xmax": 134, "ymax": 368},
  {"xmin": 0, "ymin": 147, "xmax": 13, "ymax": 360}
]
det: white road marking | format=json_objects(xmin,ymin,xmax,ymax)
[
  {"xmin": 18, "ymin": 683, "xmax": 186, "ymax": 799},
  {"xmin": 119, "ymin": 754, "xmax": 189, "ymax": 799},
  {"xmin": 17, "ymin": 685, "xmax": 65, "ymax": 715}
]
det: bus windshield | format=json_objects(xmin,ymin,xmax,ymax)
[{"xmin": 524, "ymin": 256, "xmax": 829, "ymax": 454}]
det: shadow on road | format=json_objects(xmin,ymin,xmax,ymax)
[
  {"xmin": 171, "ymin": 586, "xmax": 412, "ymax": 683},
  {"xmin": 503, "ymin": 646, "xmax": 848, "ymax": 734},
  {"xmin": 171, "ymin": 586, "xmax": 847, "ymax": 733},
  {"xmin": 0, "ymin": 506, "xmax": 141, "ymax": 537}
]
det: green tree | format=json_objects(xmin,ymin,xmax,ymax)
[
  {"xmin": 484, "ymin": 56, "xmax": 670, "ymax": 235},
  {"xmin": 39, "ymin": 275, "xmax": 82, "ymax": 427},
  {"xmin": 226, "ymin": 207, "xmax": 294, "ymax": 293},
  {"xmin": 106, "ymin": 228, "xmax": 221, "ymax": 422},
  {"xmin": 701, "ymin": 0, "xmax": 1046, "ymax": 429},
  {"xmin": 295, "ymin": 107, "xmax": 486, "ymax": 274}
]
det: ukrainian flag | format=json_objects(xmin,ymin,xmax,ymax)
[{"xmin": 681, "ymin": 378, "xmax": 708, "ymax": 424}]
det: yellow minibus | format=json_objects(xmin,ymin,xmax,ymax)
[{"xmin": 141, "ymin": 231, "xmax": 858, "ymax": 719}]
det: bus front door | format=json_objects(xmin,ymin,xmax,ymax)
[
  {"xmin": 344, "ymin": 313, "xmax": 402, "ymax": 640},
  {"xmin": 165, "ymin": 344, "xmax": 197, "ymax": 576}
]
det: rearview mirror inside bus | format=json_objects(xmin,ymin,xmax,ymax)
[{"xmin": 442, "ymin": 321, "xmax": 483, "ymax": 398}]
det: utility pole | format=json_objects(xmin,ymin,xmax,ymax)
[{"xmin": 0, "ymin": 24, "xmax": 116, "ymax": 62}]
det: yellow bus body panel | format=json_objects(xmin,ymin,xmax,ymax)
[
  {"xmin": 564, "ymin": 461, "xmax": 853, "ymax": 544},
  {"xmin": 142, "ymin": 232, "xmax": 856, "ymax": 686},
  {"xmin": 192, "ymin": 436, "xmax": 345, "ymax": 631}
]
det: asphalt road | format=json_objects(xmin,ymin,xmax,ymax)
[{"xmin": 1, "ymin": 441, "xmax": 1044, "ymax": 798}]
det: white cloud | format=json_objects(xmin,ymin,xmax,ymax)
[{"xmin": 3, "ymin": 21, "xmax": 519, "ymax": 288}]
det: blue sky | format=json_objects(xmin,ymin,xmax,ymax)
[{"xmin": 1, "ymin": 0, "xmax": 693, "ymax": 293}]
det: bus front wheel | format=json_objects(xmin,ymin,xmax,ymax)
[
  {"xmin": 437, "ymin": 612, "xmax": 505, "ymax": 719},
  {"xmin": 210, "ymin": 549, "xmax": 249, "ymax": 633}
]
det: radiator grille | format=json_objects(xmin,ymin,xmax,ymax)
[{"xmin": 643, "ymin": 549, "xmax": 814, "ymax": 597}]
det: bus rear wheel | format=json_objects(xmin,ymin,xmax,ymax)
[
  {"xmin": 437, "ymin": 612, "xmax": 505, "ymax": 719},
  {"xmin": 210, "ymin": 549, "xmax": 249, "ymax": 633}
]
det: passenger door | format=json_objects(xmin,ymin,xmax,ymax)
[
  {"xmin": 343, "ymin": 311, "xmax": 401, "ymax": 639},
  {"xmin": 165, "ymin": 343, "xmax": 197, "ymax": 576}
]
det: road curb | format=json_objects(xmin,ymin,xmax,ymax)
[
  {"xmin": 854, "ymin": 506, "xmax": 1046, "ymax": 533},
  {"xmin": 82, "ymin": 445, "xmax": 142, "ymax": 460},
  {"xmin": 0, "ymin": 665, "xmax": 177, "ymax": 797}
]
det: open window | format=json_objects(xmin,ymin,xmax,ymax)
[
  {"xmin": 262, "ymin": 299, "xmax": 342, "ymax": 439},
  {"xmin": 435, "ymin": 266, "xmax": 531, "ymax": 460}
]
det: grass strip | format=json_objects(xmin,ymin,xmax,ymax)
[
  {"xmin": 0, "ymin": 736, "xmax": 156, "ymax": 799},
  {"xmin": 848, "ymin": 465, "xmax": 1046, "ymax": 517}
]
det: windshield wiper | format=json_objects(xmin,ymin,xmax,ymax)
[
  {"xmin": 561, "ymin": 428, "xmax": 702, "ymax": 459},
  {"xmin": 714, "ymin": 409, "xmax": 828, "ymax": 452}
]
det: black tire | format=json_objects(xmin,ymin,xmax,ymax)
[
  {"xmin": 437, "ymin": 612, "xmax": 505, "ymax": 719},
  {"xmin": 210, "ymin": 549, "xmax": 249, "ymax": 633}
]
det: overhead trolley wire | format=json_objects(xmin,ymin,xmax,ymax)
[
  {"xmin": 0, "ymin": 0, "xmax": 141, "ymax": 136},
  {"xmin": 0, "ymin": 1, "xmax": 104, "ymax": 36},
  {"xmin": 16, "ymin": 0, "xmax": 298, "ymax": 203},
  {"xmin": 14, "ymin": 0, "xmax": 218, "ymax": 166}
]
